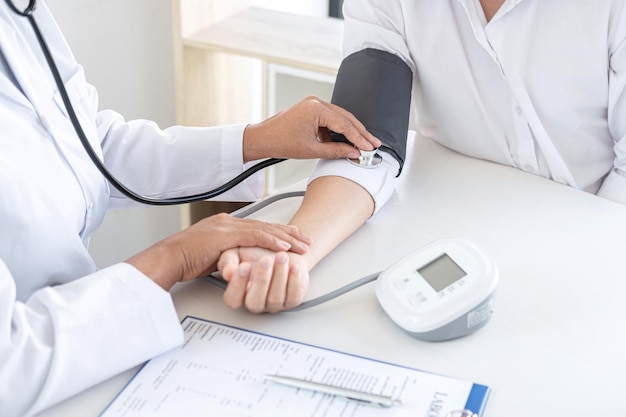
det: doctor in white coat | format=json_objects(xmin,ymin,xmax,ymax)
[{"xmin": 0, "ymin": 1, "xmax": 381, "ymax": 415}]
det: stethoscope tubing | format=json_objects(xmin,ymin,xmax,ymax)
[
  {"xmin": 7, "ymin": 0, "xmax": 380, "ymax": 206},
  {"xmin": 7, "ymin": 0, "xmax": 284, "ymax": 206}
]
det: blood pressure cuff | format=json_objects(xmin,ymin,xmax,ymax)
[{"xmin": 330, "ymin": 48, "xmax": 412, "ymax": 176}]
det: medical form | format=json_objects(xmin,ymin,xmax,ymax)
[{"xmin": 100, "ymin": 317, "xmax": 490, "ymax": 416}]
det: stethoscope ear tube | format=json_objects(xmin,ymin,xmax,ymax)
[{"xmin": 5, "ymin": 0, "xmax": 36, "ymax": 17}]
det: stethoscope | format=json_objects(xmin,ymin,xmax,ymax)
[{"xmin": 6, "ymin": 0, "xmax": 381, "ymax": 206}]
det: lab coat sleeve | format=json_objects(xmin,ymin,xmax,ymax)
[
  {"xmin": 598, "ymin": 1, "xmax": 626, "ymax": 205},
  {"xmin": 0, "ymin": 260, "xmax": 183, "ymax": 417},
  {"xmin": 96, "ymin": 110, "xmax": 264, "ymax": 209}
]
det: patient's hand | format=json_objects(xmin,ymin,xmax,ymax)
[{"xmin": 218, "ymin": 247, "xmax": 310, "ymax": 313}]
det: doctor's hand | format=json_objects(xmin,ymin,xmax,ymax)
[
  {"xmin": 125, "ymin": 214, "xmax": 312, "ymax": 292},
  {"xmin": 218, "ymin": 247, "xmax": 310, "ymax": 313},
  {"xmin": 242, "ymin": 96, "xmax": 381, "ymax": 162}
]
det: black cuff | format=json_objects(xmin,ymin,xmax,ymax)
[{"xmin": 330, "ymin": 48, "xmax": 413, "ymax": 176}]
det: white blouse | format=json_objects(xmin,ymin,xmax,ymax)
[{"xmin": 312, "ymin": 0, "xmax": 626, "ymax": 209}]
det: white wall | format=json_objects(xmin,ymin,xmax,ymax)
[{"xmin": 46, "ymin": 0, "xmax": 176, "ymax": 126}]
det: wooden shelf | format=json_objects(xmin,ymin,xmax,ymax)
[{"xmin": 184, "ymin": 7, "xmax": 344, "ymax": 75}]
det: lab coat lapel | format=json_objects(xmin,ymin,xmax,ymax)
[
  {"xmin": 0, "ymin": 7, "xmax": 57, "ymax": 118},
  {"xmin": 0, "ymin": 5, "xmax": 109, "ymax": 240}
]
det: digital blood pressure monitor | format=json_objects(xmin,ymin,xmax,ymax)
[{"xmin": 375, "ymin": 238, "xmax": 499, "ymax": 342}]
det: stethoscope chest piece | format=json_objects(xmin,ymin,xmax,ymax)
[{"xmin": 347, "ymin": 148, "xmax": 383, "ymax": 169}]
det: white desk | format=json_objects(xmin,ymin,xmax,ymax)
[{"xmin": 38, "ymin": 136, "xmax": 626, "ymax": 417}]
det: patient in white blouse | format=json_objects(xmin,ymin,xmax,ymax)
[{"xmin": 218, "ymin": 0, "xmax": 626, "ymax": 312}]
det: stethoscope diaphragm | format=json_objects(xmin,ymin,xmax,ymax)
[{"xmin": 347, "ymin": 148, "xmax": 383, "ymax": 168}]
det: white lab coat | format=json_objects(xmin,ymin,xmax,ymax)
[
  {"xmin": 0, "ymin": 2, "xmax": 264, "ymax": 416},
  {"xmin": 321, "ymin": 0, "xmax": 626, "ymax": 206}
]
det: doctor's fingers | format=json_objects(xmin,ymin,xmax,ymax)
[
  {"xmin": 192, "ymin": 214, "xmax": 311, "ymax": 255},
  {"xmin": 317, "ymin": 101, "xmax": 381, "ymax": 151}
]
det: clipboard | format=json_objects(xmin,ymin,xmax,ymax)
[{"xmin": 100, "ymin": 316, "xmax": 490, "ymax": 416}]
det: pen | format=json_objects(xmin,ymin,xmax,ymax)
[{"xmin": 264, "ymin": 375, "xmax": 403, "ymax": 408}]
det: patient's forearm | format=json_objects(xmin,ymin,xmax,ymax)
[{"xmin": 288, "ymin": 175, "xmax": 374, "ymax": 270}]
